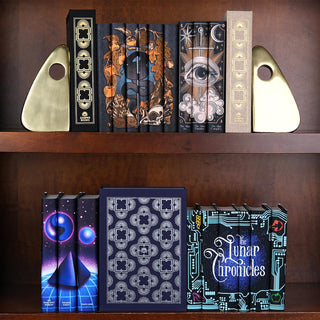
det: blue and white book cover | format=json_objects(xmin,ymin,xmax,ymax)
[{"xmin": 99, "ymin": 187, "xmax": 187, "ymax": 311}]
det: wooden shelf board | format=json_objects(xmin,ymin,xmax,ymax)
[
  {"xmin": 0, "ymin": 132, "xmax": 319, "ymax": 154},
  {"xmin": 0, "ymin": 283, "xmax": 319, "ymax": 319}
]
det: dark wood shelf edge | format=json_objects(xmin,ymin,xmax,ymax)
[
  {"xmin": 0, "ymin": 283, "xmax": 319, "ymax": 319},
  {"xmin": 0, "ymin": 132, "xmax": 319, "ymax": 154},
  {"xmin": 1, "ymin": 312, "xmax": 320, "ymax": 320}
]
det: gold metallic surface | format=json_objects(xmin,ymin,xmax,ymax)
[
  {"xmin": 21, "ymin": 45, "xmax": 70, "ymax": 131},
  {"xmin": 252, "ymin": 45, "xmax": 300, "ymax": 132}
]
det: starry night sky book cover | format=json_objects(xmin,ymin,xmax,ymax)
[
  {"xmin": 77, "ymin": 195, "xmax": 99, "ymax": 312},
  {"xmin": 99, "ymin": 187, "xmax": 187, "ymax": 311},
  {"xmin": 41, "ymin": 192, "xmax": 63, "ymax": 312},
  {"xmin": 56, "ymin": 194, "xmax": 80, "ymax": 312}
]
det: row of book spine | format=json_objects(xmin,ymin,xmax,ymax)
[
  {"xmin": 67, "ymin": 10, "xmax": 252, "ymax": 133},
  {"xmin": 41, "ymin": 192, "xmax": 99, "ymax": 312},
  {"xmin": 187, "ymin": 203, "xmax": 287, "ymax": 312}
]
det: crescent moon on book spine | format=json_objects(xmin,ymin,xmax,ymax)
[{"xmin": 211, "ymin": 24, "xmax": 223, "ymax": 43}]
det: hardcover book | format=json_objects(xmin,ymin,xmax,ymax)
[
  {"xmin": 77, "ymin": 195, "xmax": 99, "ymax": 312},
  {"xmin": 262, "ymin": 204, "xmax": 287, "ymax": 311},
  {"xmin": 67, "ymin": 10, "xmax": 98, "ymax": 131},
  {"xmin": 164, "ymin": 24, "xmax": 179, "ymax": 132},
  {"xmin": 96, "ymin": 23, "xmax": 113, "ymax": 132},
  {"xmin": 110, "ymin": 23, "xmax": 127, "ymax": 132},
  {"xmin": 125, "ymin": 23, "xmax": 140, "ymax": 132},
  {"xmin": 191, "ymin": 22, "xmax": 209, "ymax": 133},
  {"xmin": 179, "ymin": 21, "xmax": 225, "ymax": 132},
  {"xmin": 41, "ymin": 192, "xmax": 63, "ymax": 312},
  {"xmin": 138, "ymin": 23, "xmax": 149, "ymax": 132},
  {"xmin": 188, "ymin": 203, "xmax": 287, "ymax": 311},
  {"xmin": 99, "ymin": 187, "xmax": 187, "ymax": 311},
  {"xmin": 243, "ymin": 204, "xmax": 271, "ymax": 311},
  {"xmin": 147, "ymin": 24, "xmax": 164, "ymax": 132},
  {"xmin": 178, "ymin": 21, "xmax": 193, "ymax": 132},
  {"xmin": 186, "ymin": 204, "xmax": 204, "ymax": 310},
  {"xmin": 207, "ymin": 22, "xmax": 225, "ymax": 132},
  {"xmin": 224, "ymin": 11, "xmax": 252, "ymax": 133},
  {"xmin": 56, "ymin": 194, "xmax": 81, "ymax": 312}
]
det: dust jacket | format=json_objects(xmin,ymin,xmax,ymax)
[
  {"xmin": 99, "ymin": 187, "xmax": 187, "ymax": 311},
  {"xmin": 188, "ymin": 203, "xmax": 287, "ymax": 311},
  {"xmin": 77, "ymin": 195, "xmax": 99, "ymax": 312},
  {"xmin": 67, "ymin": 10, "xmax": 98, "ymax": 131},
  {"xmin": 41, "ymin": 192, "xmax": 63, "ymax": 312}
]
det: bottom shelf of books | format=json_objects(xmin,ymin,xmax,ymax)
[{"xmin": 0, "ymin": 283, "xmax": 319, "ymax": 319}]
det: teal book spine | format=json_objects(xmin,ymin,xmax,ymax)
[
  {"xmin": 187, "ymin": 205, "xmax": 204, "ymax": 310},
  {"xmin": 202, "ymin": 205, "xmax": 219, "ymax": 310},
  {"xmin": 264, "ymin": 204, "xmax": 287, "ymax": 311},
  {"xmin": 244, "ymin": 204, "xmax": 271, "ymax": 311}
]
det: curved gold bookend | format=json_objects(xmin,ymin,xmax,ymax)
[
  {"xmin": 21, "ymin": 45, "xmax": 70, "ymax": 131},
  {"xmin": 252, "ymin": 45, "xmax": 300, "ymax": 132}
]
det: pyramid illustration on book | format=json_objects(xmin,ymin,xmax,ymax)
[{"xmin": 48, "ymin": 251, "xmax": 91, "ymax": 288}]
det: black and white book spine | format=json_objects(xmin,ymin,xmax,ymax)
[
  {"xmin": 207, "ymin": 21, "xmax": 225, "ymax": 132},
  {"xmin": 67, "ymin": 10, "xmax": 98, "ymax": 131},
  {"xmin": 191, "ymin": 21, "xmax": 209, "ymax": 132},
  {"xmin": 178, "ymin": 21, "xmax": 193, "ymax": 132}
]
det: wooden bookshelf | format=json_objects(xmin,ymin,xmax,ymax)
[
  {"xmin": 0, "ymin": 0, "xmax": 319, "ymax": 319},
  {"xmin": 0, "ymin": 132, "xmax": 319, "ymax": 154}
]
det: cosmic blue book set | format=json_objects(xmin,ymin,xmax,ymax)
[
  {"xmin": 67, "ymin": 10, "xmax": 225, "ymax": 133},
  {"xmin": 41, "ymin": 187, "xmax": 287, "ymax": 313},
  {"xmin": 41, "ymin": 192, "xmax": 99, "ymax": 312}
]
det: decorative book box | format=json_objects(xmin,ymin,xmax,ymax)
[{"xmin": 99, "ymin": 187, "xmax": 187, "ymax": 311}]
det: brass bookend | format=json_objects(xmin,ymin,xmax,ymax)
[
  {"xmin": 252, "ymin": 45, "xmax": 300, "ymax": 132},
  {"xmin": 21, "ymin": 45, "xmax": 70, "ymax": 131}
]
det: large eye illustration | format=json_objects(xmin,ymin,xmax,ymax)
[{"xmin": 184, "ymin": 57, "xmax": 220, "ymax": 87}]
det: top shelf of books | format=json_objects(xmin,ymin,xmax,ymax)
[{"xmin": 0, "ymin": 132, "xmax": 319, "ymax": 154}]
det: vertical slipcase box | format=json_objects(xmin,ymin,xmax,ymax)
[{"xmin": 99, "ymin": 187, "xmax": 187, "ymax": 311}]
